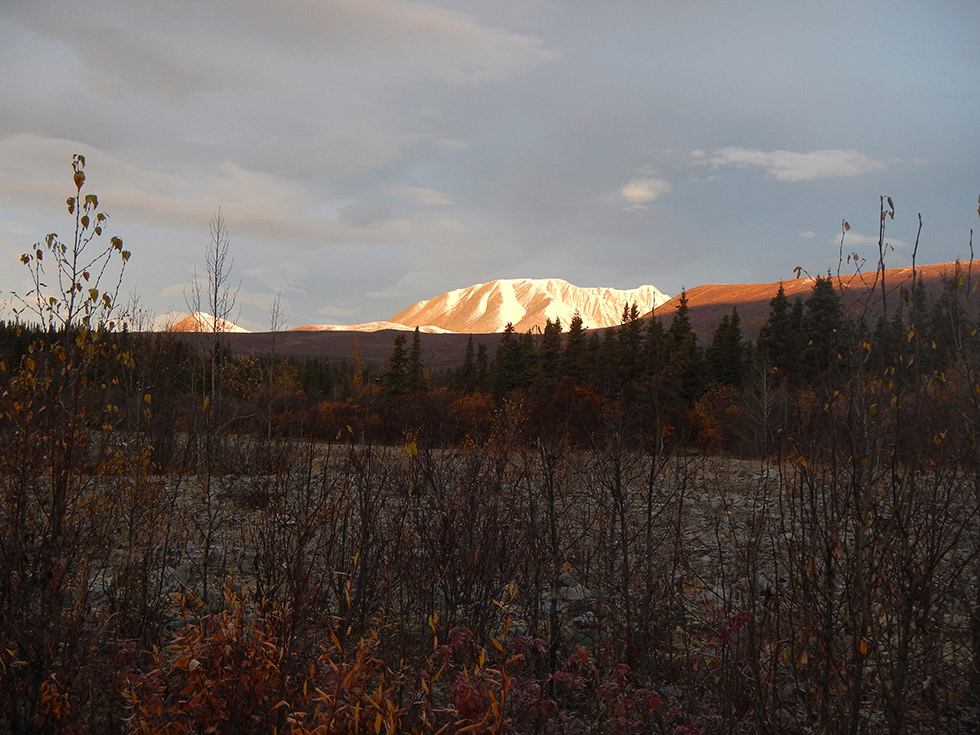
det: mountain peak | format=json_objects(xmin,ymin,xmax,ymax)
[
  {"xmin": 166, "ymin": 311, "xmax": 250, "ymax": 334},
  {"xmin": 389, "ymin": 278, "xmax": 670, "ymax": 333}
]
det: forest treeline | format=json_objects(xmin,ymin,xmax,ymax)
[
  {"xmin": 2, "ymin": 158, "xmax": 980, "ymax": 734},
  {"xmin": 2, "ymin": 265, "xmax": 976, "ymax": 459}
]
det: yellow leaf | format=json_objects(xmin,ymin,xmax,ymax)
[{"xmin": 859, "ymin": 638, "xmax": 868, "ymax": 656}]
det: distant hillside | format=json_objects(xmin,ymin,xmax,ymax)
[
  {"xmin": 161, "ymin": 260, "xmax": 979, "ymax": 366},
  {"xmin": 649, "ymin": 260, "xmax": 980, "ymax": 340}
]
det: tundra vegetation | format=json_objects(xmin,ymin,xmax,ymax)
[{"xmin": 1, "ymin": 160, "xmax": 979, "ymax": 734}]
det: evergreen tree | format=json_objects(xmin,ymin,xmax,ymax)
[
  {"xmin": 596, "ymin": 327, "xmax": 620, "ymax": 397},
  {"xmin": 454, "ymin": 335, "xmax": 478, "ymax": 392},
  {"xmin": 659, "ymin": 331, "xmax": 702, "ymax": 422},
  {"xmin": 801, "ymin": 275, "xmax": 844, "ymax": 379},
  {"xmin": 492, "ymin": 323, "xmax": 533, "ymax": 397},
  {"xmin": 585, "ymin": 330, "xmax": 603, "ymax": 387},
  {"xmin": 666, "ymin": 290, "xmax": 693, "ymax": 353},
  {"xmin": 705, "ymin": 307, "xmax": 746, "ymax": 388},
  {"xmin": 642, "ymin": 316, "xmax": 666, "ymax": 380},
  {"xmin": 408, "ymin": 326, "xmax": 425, "ymax": 393},
  {"xmin": 757, "ymin": 284, "xmax": 806, "ymax": 385},
  {"xmin": 380, "ymin": 333, "xmax": 410, "ymax": 399},
  {"xmin": 475, "ymin": 343, "xmax": 490, "ymax": 392},
  {"xmin": 297, "ymin": 356, "xmax": 333, "ymax": 399},
  {"xmin": 536, "ymin": 318, "xmax": 563, "ymax": 396},
  {"xmin": 562, "ymin": 311, "xmax": 588, "ymax": 384},
  {"xmin": 616, "ymin": 301, "xmax": 643, "ymax": 390}
]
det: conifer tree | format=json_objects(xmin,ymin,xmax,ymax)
[
  {"xmin": 408, "ymin": 326, "xmax": 425, "ymax": 393},
  {"xmin": 492, "ymin": 323, "xmax": 530, "ymax": 397},
  {"xmin": 758, "ymin": 284, "xmax": 806, "ymax": 385},
  {"xmin": 380, "ymin": 333, "xmax": 410, "ymax": 399},
  {"xmin": 455, "ymin": 335, "xmax": 478, "ymax": 392},
  {"xmin": 616, "ymin": 301, "xmax": 643, "ymax": 389},
  {"xmin": 642, "ymin": 316, "xmax": 666, "ymax": 379},
  {"xmin": 475, "ymin": 342, "xmax": 490, "ymax": 392},
  {"xmin": 585, "ymin": 330, "xmax": 603, "ymax": 387},
  {"xmin": 666, "ymin": 290, "xmax": 693, "ymax": 353},
  {"xmin": 705, "ymin": 307, "xmax": 746, "ymax": 388},
  {"xmin": 536, "ymin": 318, "xmax": 563, "ymax": 396},
  {"xmin": 801, "ymin": 276, "xmax": 844, "ymax": 379},
  {"xmin": 562, "ymin": 311, "xmax": 588, "ymax": 384}
]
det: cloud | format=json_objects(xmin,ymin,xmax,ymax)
[
  {"xmin": 317, "ymin": 304, "xmax": 357, "ymax": 319},
  {"xmin": 703, "ymin": 147, "xmax": 884, "ymax": 182},
  {"xmin": 9, "ymin": 0, "xmax": 560, "ymax": 96},
  {"xmin": 798, "ymin": 231, "xmax": 818, "ymax": 239},
  {"xmin": 365, "ymin": 285, "xmax": 406, "ymax": 300},
  {"xmin": 618, "ymin": 177, "xmax": 672, "ymax": 209},
  {"xmin": 0, "ymin": 134, "xmax": 407, "ymax": 247},
  {"xmin": 243, "ymin": 261, "xmax": 310, "ymax": 294},
  {"xmin": 830, "ymin": 231, "xmax": 909, "ymax": 250},
  {"xmin": 387, "ymin": 185, "xmax": 455, "ymax": 206},
  {"xmin": 337, "ymin": 202, "xmax": 394, "ymax": 228}
]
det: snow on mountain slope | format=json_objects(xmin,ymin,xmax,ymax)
[
  {"xmin": 167, "ymin": 311, "xmax": 250, "ymax": 333},
  {"xmin": 290, "ymin": 321, "xmax": 453, "ymax": 334},
  {"xmin": 389, "ymin": 278, "xmax": 670, "ymax": 333}
]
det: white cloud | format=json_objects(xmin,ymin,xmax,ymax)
[
  {"xmin": 798, "ymin": 231, "xmax": 818, "ymax": 239},
  {"xmin": 704, "ymin": 147, "xmax": 884, "ymax": 182},
  {"xmin": 618, "ymin": 177, "xmax": 672, "ymax": 208},
  {"xmin": 830, "ymin": 231, "xmax": 909, "ymax": 250}
]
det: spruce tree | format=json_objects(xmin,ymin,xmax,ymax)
[
  {"xmin": 455, "ymin": 335, "xmax": 478, "ymax": 392},
  {"xmin": 666, "ymin": 290, "xmax": 693, "ymax": 353},
  {"xmin": 705, "ymin": 307, "xmax": 745, "ymax": 388},
  {"xmin": 801, "ymin": 275, "xmax": 844, "ymax": 379},
  {"xmin": 475, "ymin": 343, "xmax": 490, "ymax": 392},
  {"xmin": 492, "ymin": 323, "xmax": 532, "ymax": 396},
  {"xmin": 617, "ymin": 301, "xmax": 643, "ymax": 390},
  {"xmin": 536, "ymin": 318, "xmax": 563, "ymax": 396},
  {"xmin": 380, "ymin": 333, "xmax": 410, "ymax": 399},
  {"xmin": 642, "ymin": 316, "xmax": 666, "ymax": 381},
  {"xmin": 562, "ymin": 311, "xmax": 588, "ymax": 384},
  {"xmin": 408, "ymin": 326, "xmax": 425, "ymax": 393}
]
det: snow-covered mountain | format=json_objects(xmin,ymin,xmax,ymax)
[
  {"xmin": 290, "ymin": 321, "xmax": 453, "ymax": 334},
  {"xmin": 388, "ymin": 278, "xmax": 670, "ymax": 334},
  {"xmin": 166, "ymin": 311, "xmax": 251, "ymax": 334}
]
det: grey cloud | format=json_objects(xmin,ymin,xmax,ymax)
[
  {"xmin": 703, "ymin": 147, "xmax": 885, "ymax": 182},
  {"xmin": 337, "ymin": 202, "xmax": 393, "ymax": 228}
]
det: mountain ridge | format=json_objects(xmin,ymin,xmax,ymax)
[{"xmin": 388, "ymin": 278, "xmax": 670, "ymax": 334}]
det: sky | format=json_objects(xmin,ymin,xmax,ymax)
[{"xmin": 1, "ymin": 0, "xmax": 978, "ymax": 331}]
